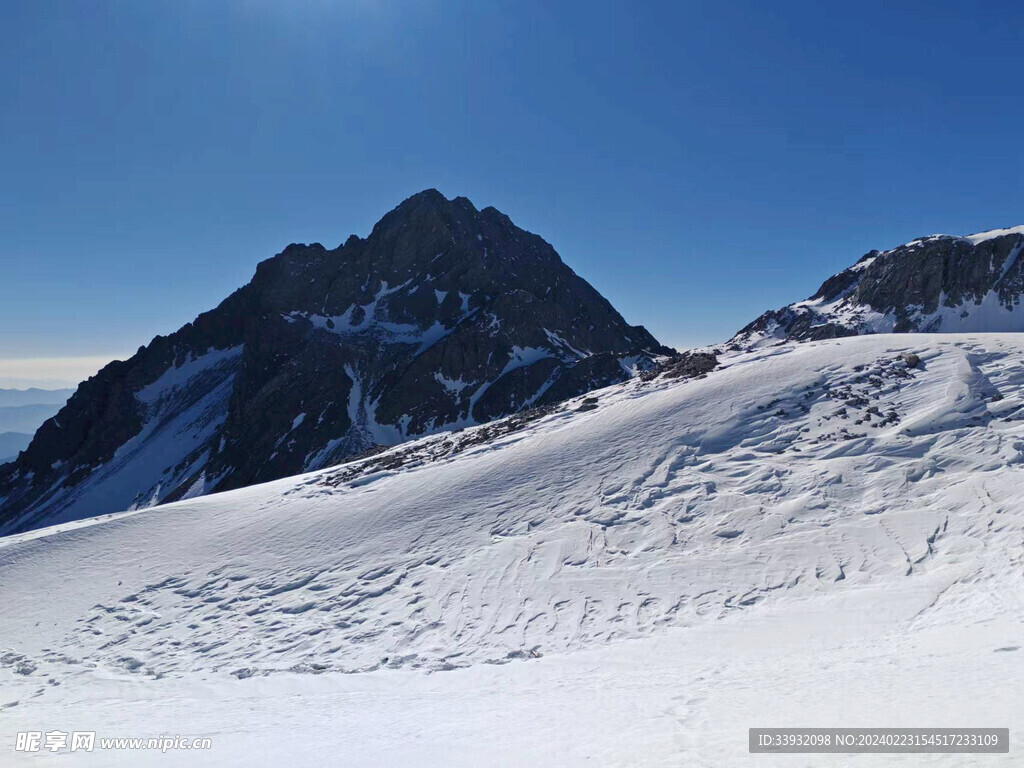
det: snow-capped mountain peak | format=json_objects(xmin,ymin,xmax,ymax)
[
  {"xmin": 0, "ymin": 191, "xmax": 672, "ymax": 536},
  {"xmin": 734, "ymin": 225, "xmax": 1024, "ymax": 347}
]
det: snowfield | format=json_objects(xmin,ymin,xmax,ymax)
[{"xmin": 2, "ymin": 334, "xmax": 1022, "ymax": 766}]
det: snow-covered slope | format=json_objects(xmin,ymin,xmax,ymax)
[
  {"xmin": 2, "ymin": 334, "xmax": 1023, "ymax": 766},
  {"xmin": 734, "ymin": 226, "xmax": 1024, "ymax": 347}
]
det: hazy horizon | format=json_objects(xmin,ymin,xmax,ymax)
[{"xmin": 0, "ymin": 356, "xmax": 126, "ymax": 390}]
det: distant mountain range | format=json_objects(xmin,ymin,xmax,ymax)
[
  {"xmin": 0, "ymin": 404, "xmax": 67, "ymax": 435},
  {"xmin": 0, "ymin": 388, "xmax": 75, "ymax": 408},
  {"xmin": 0, "ymin": 190, "xmax": 671, "ymax": 535},
  {"xmin": 0, "ymin": 389, "xmax": 72, "ymax": 462},
  {"xmin": 733, "ymin": 226, "xmax": 1024, "ymax": 346},
  {"xmin": 0, "ymin": 432, "xmax": 32, "ymax": 464}
]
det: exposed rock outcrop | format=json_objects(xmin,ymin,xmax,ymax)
[{"xmin": 733, "ymin": 227, "xmax": 1024, "ymax": 347}]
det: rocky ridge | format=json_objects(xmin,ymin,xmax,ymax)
[{"xmin": 733, "ymin": 226, "xmax": 1024, "ymax": 347}]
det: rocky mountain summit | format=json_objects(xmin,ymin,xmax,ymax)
[
  {"xmin": 0, "ymin": 190, "xmax": 671, "ymax": 535},
  {"xmin": 733, "ymin": 226, "xmax": 1024, "ymax": 347}
]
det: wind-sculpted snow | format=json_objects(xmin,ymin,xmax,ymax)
[{"xmin": 1, "ymin": 333, "xmax": 1022, "ymax": 710}]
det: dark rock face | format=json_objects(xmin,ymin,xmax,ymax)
[
  {"xmin": 655, "ymin": 351, "xmax": 719, "ymax": 380},
  {"xmin": 0, "ymin": 190, "xmax": 671, "ymax": 535},
  {"xmin": 733, "ymin": 228, "xmax": 1024, "ymax": 347}
]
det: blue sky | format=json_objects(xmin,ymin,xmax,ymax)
[{"xmin": 2, "ymin": 0, "xmax": 1022, "ymax": 386}]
